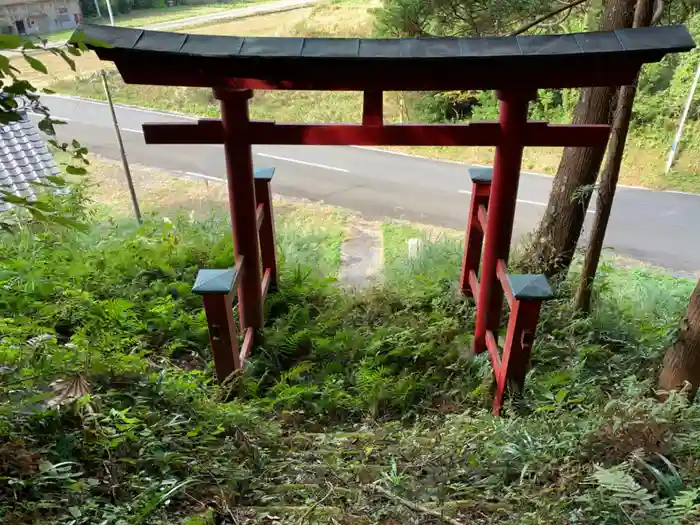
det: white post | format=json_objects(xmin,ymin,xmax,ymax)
[
  {"xmin": 105, "ymin": 0, "xmax": 115, "ymax": 26},
  {"xmin": 665, "ymin": 57, "xmax": 700, "ymax": 173},
  {"xmin": 93, "ymin": 0, "xmax": 102, "ymax": 18}
]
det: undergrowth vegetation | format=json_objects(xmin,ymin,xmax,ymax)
[{"xmin": 2, "ymin": 201, "xmax": 700, "ymax": 524}]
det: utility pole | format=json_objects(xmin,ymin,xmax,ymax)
[
  {"xmin": 105, "ymin": 0, "xmax": 115, "ymax": 27},
  {"xmin": 99, "ymin": 3, "xmax": 140, "ymax": 223},
  {"xmin": 666, "ymin": 56, "xmax": 700, "ymax": 173},
  {"xmin": 101, "ymin": 70, "xmax": 142, "ymax": 224}
]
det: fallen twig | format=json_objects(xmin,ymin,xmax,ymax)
[
  {"xmin": 365, "ymin": 483, "xmax": 466, "ymax": 525},
  {"xmin": 296, "ymin": 482, "xmax": 334, "ymax": 525}
]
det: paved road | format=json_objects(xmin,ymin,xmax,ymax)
[{"xmin": 35, "ymin": 94, "xmax": 700, "ymax": 275}]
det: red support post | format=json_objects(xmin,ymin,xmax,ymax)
[
  {"xmin": 473, "ymin": 90, "xmax": 535, "ymax": 355},
  {"xmin": 215, "ymin": 88, "xmax": 264, "ymax": 331},
  {"xmin": 492, "ymin": 299, "xmax": 542, "ymax": 415},
  {"xmin": 255, "ymin": 177, "xmax": 278, "ymax": 292},
  {"xmin": 363, "ymin": 91, "xmax": 383, "ymax": 126},
  {"xmin": 201, "ymin": 293, "xmax": 241, "ymax": 381},
  {"xmin": 460, "ymin": 181, "xmax": 490, "ymax": 297}
]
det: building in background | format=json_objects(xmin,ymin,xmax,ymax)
[{"xmin": 0, "ymin": 0, "xmax": 83, "ymax": 35}]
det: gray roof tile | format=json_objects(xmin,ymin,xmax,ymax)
[{"xmin": 0, "ymin": 112, "xmax": 60, "ymax": 211}]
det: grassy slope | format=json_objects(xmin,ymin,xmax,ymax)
[
  {"xmin": 2, "ymin": 157, "xmax": 700, "ymax": 524},
  {"xmin": 48, "ymin": 2, "xmax": 700, "ymax": 193}
]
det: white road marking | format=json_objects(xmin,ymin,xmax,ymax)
[
  {"xmin": 185, "ymin": 171, "xmax": 223, "ymax": 182},
  {"xmin": 121, "ymin": 128, "xmax": 144, "ymax": 134},
  {"xmin": 39, "ymin": 94, "xmax": 700, "ymax": 197},
  {"xmin": 458, "ymin": 189, "xmax": 596, "ymax": 214},
  {"xmin": 255, "ymin": 153, "xmax": 349, "ymax": 173},
  {"xmin": 28, "ymin": 111, "xmax": 71, "ymax": 122}
]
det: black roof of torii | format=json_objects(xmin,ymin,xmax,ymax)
[{"xmin": 72, "ymin": 24, "xmax": 695, "ymax": 91}]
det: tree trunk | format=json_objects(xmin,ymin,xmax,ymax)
[
  {"xmin": 575, "ymin": 0, "xmax": 654, "ymax": 312},
  {"xmin": 658, "ymin": 279, "xmax": 700, "ymax": 399},
  {"xmin": 521, "ymin": 0, "xmax": 636, "ymax": 278}
]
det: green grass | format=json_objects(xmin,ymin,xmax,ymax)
[{"xmin": 2, "ymin": 184, "xmax": 700, "ymax": 524}]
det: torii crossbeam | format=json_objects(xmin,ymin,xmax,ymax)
[{"xmin": 72, "ymin": 23, "xmax": 694, "ymax": 412}]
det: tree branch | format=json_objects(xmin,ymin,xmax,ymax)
[
  {"xmin": 509, "ymin": 0, "xmax": 591, "ymax": 36},
  {"xmin": 651, "ymin": 0, "xmax": 665, "ymax": 25}
]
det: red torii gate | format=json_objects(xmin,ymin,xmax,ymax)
[{"xmin": 73, "ymin": 24, "xmax": 693, "ymax": 413}]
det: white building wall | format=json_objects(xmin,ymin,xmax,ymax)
[{"xmin": 0, "ymin": 0, "xmax": 82, "ymax": 35}]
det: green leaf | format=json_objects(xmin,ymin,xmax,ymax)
[
  {"xmin": 46, "ymin": 176, "xmax": 67, "ymax": 186},
  {"xmin": 52, "ymin": 216, "xmax": 89, "ymax": 232},
  {"xmin": 0, "ymin": 55, "xmax": 11, "ymax": 74},
  {"xmin": 23, "ymin": 54, "xmax": 48, "ymax": 74},
  {"xmin": 65, "ymin": 165, "xmax": 87, "ymax": 175},
  {"xmin": 1, "ymin": 193, "xmax": 27, "ymax": 204},
  {"xmin": 28, "ymin": 201, "xmax": 55, "ymax": 212},
  {"xmin": 554, "ymin": 389, "xmax": 569, "ymax": 403},
  {"xmin": 67, "ymin": 45, "xmax": 81, "ymax": 56},
  {"xmin": 38, "ymin": 118, "xmax": 55, "ymax": 136},
  {"xmin": 0, "ymin": 34, "xmax": 22, "ymax": 50},
  {"xmin": 68, "ymin": 507, "xmax": 81, "ymax": 518}
]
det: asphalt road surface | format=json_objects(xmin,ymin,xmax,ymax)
[{"xmin": 35, "ymin": 94, "xmax": 700, "ymax": 275}]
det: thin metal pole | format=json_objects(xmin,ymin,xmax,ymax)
[
  {"xmin": 666, "ymin": 57, "xmax": 700, "ymax": 173},
  {"xmin": 93, "ymin": 0, "xmax": 102, "ymax": 18},
  {"xmin": 101, "ymin": 70, "xmax": 141, "ymax": 224},
  {"xmin": 473, "ymin": 90, "xmax": 533, "ymax": 355},
  {"xmin": 105, "ymin": 0, "xmax": 115, "ymax": 26}
]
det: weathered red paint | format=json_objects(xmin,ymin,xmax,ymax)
[
  {"xmin": 143, "ymin": 120, "xmax": 610, "ymax": 147},
  {"xmin": 473, "ymin": 90, "xmax": 535, "ymax": 355},
  {"xmin": 460, "ymin": 181, "xmax": 490, "ymax": 296},
  {"xmin": 363, "ymin": 91, "xmax": 383, "ymax": 126},
  {"xmin": 201, "ymin": 292, "xmax": 241, "ymax": 381},
  {"xmin": 492, "ymin": 299, "xmax": 543, "ymax": 415},
  {"xmin": 255, "ymin": 177, "xmax": 278, "ymax": 292},
  {"xmin": 216, "ymin": 88, "xmax": 264, "ymax": 332},
  {"xmin": 114, "ymin": 60, "xmax": 642, "ymax": 91}
]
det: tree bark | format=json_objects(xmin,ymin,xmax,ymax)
[
  {"xmin": 658, "ymin": 279, "xmax": 700, "ymax": 399},
  {"xmin": 520, "ymin": 0, "xmax": 637, "ymax": 278},
  {"xmin": 575, "ymin": 0, "xmax": 654, "ymax": 312}
]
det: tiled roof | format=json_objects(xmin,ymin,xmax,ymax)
[{"xmin": 0, "ymin": 112, "xmax": 60, "ymax": 213}]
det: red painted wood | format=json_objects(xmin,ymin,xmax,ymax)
[
  {"xmin": 493, "ymin": 299, "xmax": 542, "ymax": 415},
  {"xmin": 473, "ymin": 90, "xmax": 535, "ymax": 355},
  {"xmin": 460, "ymin": 182, "xmax": 489, "ymax": 297},
  {"xmin": 363, "ymin": 91, "xmax": 383, "ymax": 126},
  {"xmin": 143, "ymin": 120, "xmax": 610, "ymax": 147},
  {"xmin": 468, "ymin": 269, "xmax": 480, "ymax": 300},
  {"xmin": 255, "ymin": 203, "xmax": 264, "ymax": 230},
  {"xmin": 485, "ymin": 329, "xmax": 502, "ymax": 373},
  {"xmin": 255, "ymin": 178, "xmax": 278, "ymax": 292},
  {"xmin": 239, "ymin": 327, "xmax": 255, "ymax": 363},
  {"xmin": 477, "ymin": 204, "xmax": 488, "ymax": 232},
  {"xmin": 201, "ymin": 293, "xmax": 241, "ymax": 381},
  {"xmin": 217, "ymin": 88, "xmax": 264, "ymax": 331},
  {"xmin": 114, "ymin": 59, "xmax": 641, "ymax": 91},
  {"xmin": 496, "ymin": 259, "xmax": 515, "ymax": 309}
]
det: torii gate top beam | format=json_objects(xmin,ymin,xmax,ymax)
[{"xmin": 72, "ymin": 24, "xmax": 694, "ymax": 91}]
